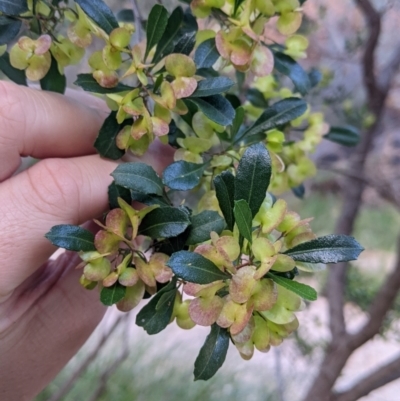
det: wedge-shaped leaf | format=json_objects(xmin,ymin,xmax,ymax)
[
  {"xmin": 131, "ymin": 190, "xmax": 170, "ymax": 207},
  {"xmin": 94, "ymin": 112, "xmax": 126, "ymax": 160},
  {"xmin": 194, "ymin": 38, "xmax": 220, "ymax": 69},
  {"xmin": 234, "ymin": 143, "xmax": 271, "ymax": 217},
  {"xmin": 0, "ymin": 16, "xmax": 21, "ymax": 45},
  {"xmin": 153, "ymin": 6, "xmax": 184, "ymax": 63},
  {"xmin": 163, "ymin": 161, "xmax": 206, "ymax": 191},
  {"xmin": 233, "ymin": 200, "xmax": 253, "ymax": 244},
  {"xmin": 40, "ymin": 56, "xmax": 66, "ymax": 94},
  {"xmin": 238, "ymin": 98, "xmax": 307, "ymax": 143},
  {"xmin": 139, "ymin": 207, "xmax": 190, "ymax": 238},
  {"xmin": 0, "ymin": 53, "xmax": 27, "ymax": 85},
  {"xmin": 74, "ymin": 74, "xmax": 133, "ymax": 93},
  {"xmin": 284, "ymin": 235, "xmax": 364, "ymax": 263},
  {"xmin": 267, "ymin": 274, "xmax": 317, "ymax": 301},
  {"xmin": 112, "ymin": 162, "xmax": 164, "ymax": 196},
  {"xmin": 45, "ymin": 225, "xmax": 96, "ymax": 252},
  {"xmin": 186, "ymin": 95, "xmax": 235, "ymax": 126},
  {"xmin": 108, "ymin": 182, "xmax": 132, "ymax": 210},
  {"xmin": 145, "ymin": 4, "xmax": 169, "ymax": 59},
  {"xmin": 75, "ymin": 0, "xmax": 119, "ymax": 34},
  {"xmin": 191, "ymin": 77, "xmax": 235, "ymax": 98},
  {"xmin": 273, "ymin": 52, "xmax": 311, "ymax": 96},
  {"xmin": 324, "ymin": 125, "xmax": 360, "ymax": 147},
  {"xmin": 100, "ymin": 283, "xmax": 126, "ymax": 306},
  {"xmin": 167, "ymin": 251, "xmax": 230, "ymax": 284},
  {"xmin": 194, "ymin": 324, "xmax": 230, "ymax": 381},
  {"xmin": 186, "ymin": 211, "xmax": 226, "ymax": 245},
  {"xmin": 214, "ymin": 171, "xmax": 235, "ymax": 231},
  {"xmin": 0, "ymin": 0, "xmax": 28, "ymax": 15},
  {"xmin": 136, "ymin": 279, "xmax": 177, "ymax": 334}
]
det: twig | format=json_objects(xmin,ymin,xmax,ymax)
[{"xmin": 131, "ymin": 0, "xmax": 144, "ymax": 41}]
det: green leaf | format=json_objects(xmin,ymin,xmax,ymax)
[
  {"xmin": 157, "ymin": 231, "xmax": 190, "ymax": 256},
  {"xmin": 0, "ymin": 0, "xmax": 28, "ymax": 15},
  {"xmin": 213, "ymin": 171, "xmax": 235, "ymax": 231},
  {"xmin": 75, "ymin": 0, "xmax": 119, "ymax": 34},
  {"xmin": 284, "ymin": 235, "xmax": 364, "ymax": 264},
  {"xmin": 100, "ymin": 283, "xmax": 126, "ymax": 306},
  {"xmin": 233, "ymin": 0, "xmax": 246, "ymax": 15},
  {"xmin": 167, "ymin": 251, "xmax": 230, "ymax": 284},
  {"xmin": 231, "ymin": 106, "xmax": 244, "ymax": 139},
  {"xmin": 108, "ymin": 182, "xmax": 132, "ymax": 210},
  {"xmin": 267, "ymin": 273, "xmax": 317, "ymax": 301},
  {"xmin": 291, "ymin": 184, "xmax": 305, "ymax": 199},
  {"xmin": 247, "ymin": 88, "xmax": 269, "ymax": 108},
  {"xmin": 168, "ymin": 120, "xmax": 186, "ymax": 148},
  {"xmin": 145, "ymin": 4, "xmax": 169, "ymax": 59},
  {"xmin": 94, "ymin": 111, "xmax": 126, "ymax": 160},
  {"xmin": 0, "ymin": 16, "xmax": 21, "ymax": 45},
  {"xmin": 112, "ymin": 162, "xmax": 164, "ymax": 196},
  {"xmin": 74, "ymin": 74, "xmax": 133, "ymax": 93},
  {"xmin": 131, "ymin": 191, "xmax": 170, "ymax": 207},
  {"xmin": 163, "ymin": 161, "xmax": 206, "ymax": 191},
  {"xmin": 238, "ymin": 98, "xmax": 307, "ymax": 143},
  {"xmin": 40, "ymin": 55, "xmax": 66, "ymax": 94},
  {"xmin": 45, "ymin": 225, "xmax": 96, "ymax": 252},
  {"xmin": 136, "ymin": 278, "xmax": 177, "ymax": 334},
  {"xmin": 194, "ymin": 38, "xmax": 219, "ymax": 69},
  {"xmin": 233, "ymin": 200, "xmax": 253, "ymax": 244},
  {"xmin": 0, "ymin": 52, "xmax": 27, "ymax": 85},
  {"xmin": 185, "ymin": 95, "xmax": 235, "ymax": 126},
  {"xmin": 308, "ymin": 68, "xmax": 322, "ymax": 88},
  {"xmin": 171, "ymin": 12, "xmax": 197, "ymax": 55},
  {"xmin": 234, "ymin": 143, "xmax": 272, "ymax": 217},
  {"xmin": 153, "ymin": 6, "xmax": 184, "ymax": 63},
  {"xmin": 324, "ymin": 125, "xmax": 360, "ymax": 147},
  {"xmin": 191, "ymin": 77, "xmax": 235, "ymax": 98},
  {"xmin": 194, "ymin": 324, "xmax": 230, "ymax": 381},
  {"xmin": 139, "ymin": 207, "xmax": 190, "ymax": 238},
  {"xmin": 273, "ymin": 51, "xmax": 311, "ymax": 96},
  {"xmin": 186, "ymin": 211, "xmax": 226, "ymax": 245},
  {"xmin": 116, "ymin": 9, "xmax": 135, "ymax": 22}
]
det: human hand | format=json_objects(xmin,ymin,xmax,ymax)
[{"xmin": 0, "ymin": 80, "xmax": 173, "ymax": 400}]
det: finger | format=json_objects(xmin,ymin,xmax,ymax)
[
  {"xmin": 0, "ymin": 81, "xmax": 106, "ymax": 181},
  {"xmin": 0, "ymin": 251, "xmax": 106, "ymax": 400},
  {"xmin": 0, "ymin": 155, "xmax": 117, "ymax": 296}
]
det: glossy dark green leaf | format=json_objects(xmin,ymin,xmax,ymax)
[
  {"xmin": 168, "ymin": 120, "xmax": 185, "ymax": 148},
  {"xmin": 100, "ymin": 283, "xmax": 127, "ymax": 306},
  {"xmin": 74, "ymin": 74, "xmax": 133, "ymax": 93},
  {"xmin": 112, "ymin": 162, "xmax": 164, "ymax": 196},
  {"xmin": 167, "ymin": 251, "xmax": 230, "ymax": 284},
  {"xmin": 171, "ymin": 12, "xmax": 197, "ymax": 55},
  {"xmin": 163, "ymin": 161, "xmax": 206, "ymax": 191},
  {"xmin": 139, "ymin": 207, "xmax": 190, "ymax": 238},
  {"xmin": 145, "ymin": 4, "xmax": 168, "ymax": 59},
  {"xmin": 273, "ymin": 51, "xmax": 311, "ymax": 96},
  {"xmin": 136, "ymin": 278, "xmax": 177, "ymax": 334},
  {"xmin": 230, "ymin": 106, "xmax": 244, "ymax": 139},
  {"xmin": 0, "ymin": 16, "xmax": 21, "ymax": 45},
  {"xmin": 238, "ymin": 98, "xmax": 307, "ymax": 143},
  {"xmin": 234, "ymin": 144, "xmax": 271, "ymax": 217},
  {"xmin": 194, "ymin": 324, "xmax": 230, "ymax": 381},
  {"xmin": 267, "ymin": 273, "xmax": 317, "ymax": 301},
  {"xmin": 75, "ymin": 0, "xmax": 119, "ymax": 34},
  {"xmin": 233, "ymin": 200, "xmax": 253, "ymax": 244},
  {"xmin": 0, "ymin": 0, "xmax": 28, "ymax": 15},
  {"xmin": 308, "ymin": 68, "xmax": 322, "ymax": 88},
  {"xmin": 291, "ymin": 184, "xmax": 305, "ymax": 199},
  {"xmin": 153, "ymin": 6, "xmax": 184, "ymax": 63},
  {"xmin": 40, "ymin": 56, "xmax": 66, "ymax": 94},
  {"xmin": 194, "ymin": 38, "xmax": 219, "ymax": 69},
  {"xmin": 233, "ymin": 0, "xmax": 246, "ymax": 14},
  {"xmin": 225, "ymin": 93, "xmax": 241, "ymax": 110},
  {"xmin": 186, "ymin": 211, "xmax": 226, "ymax": 245},
  {"xmin": 156, "ymin": 230, "xmax": 190, "ymax": 256},
  {"xmin": 116, "ymin": 9, "xmax": 135, "ymax": 22},
  {"xmin": 45, "ymin": 225, "xmax": 95, "ymax": 252},
  {"xmin": 94, "ymin": 111, "xmax": 126, "ymax": 160},
  {"xmin": 0, "ymin": 52, "xmax": 27, "ymax": 85},
  {"xmin": 284, "ymin": 235, "xmax": 364, "ymax": 263},
  {"xmin": 186, "ymin": 95, "xmax": 235, "ymax": 126},
  {"xmin": 191, "ymin": 77, "xmax": 235, "ymax": 98},
  {"xmin": 324, "ymin": 125, "xmax": 360, "ymax": 147},
  {"xmin": 131, "ymin": 191, "xmax": 170, "ymax": 207},
  {"xmin": 247, "ymin": 88, "xmax": 269, "ymax": 108},
  {"xmin": 213, "ymin": 171, "xmax": 235, "ymax": 231},
  {"xmin": 108, "ymin": 182, "xmax": 132, "ymax": 210}
]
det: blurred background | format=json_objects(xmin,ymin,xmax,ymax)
[{"xmin": 34, "ymin": 0, "xmax": 400, "ymax": 400}]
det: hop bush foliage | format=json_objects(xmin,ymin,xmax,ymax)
[{"xmin": 0, "ymin": 0, "xmax": 363, "ymax": 380}]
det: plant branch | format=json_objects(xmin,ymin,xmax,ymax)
[
  {"xmin": 379, "ymin": 45, "xmax": 400, "ymax": 92},
  {"xmin": 131, "ymin": 0, "xmax": 144, "ymax": 41}
]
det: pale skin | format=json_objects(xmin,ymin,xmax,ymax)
[{"xmin": 0, "ymin": 80, "xmax": 173, "ymax": 401}]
